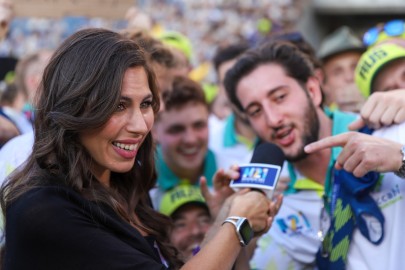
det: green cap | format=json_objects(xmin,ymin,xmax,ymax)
[
  {"xmin": 355, "ymin": 43, "xmax": 405, "ymax": 97},
  {"xmin": 373, "ymin": 31, "xmax": 405, "ymax": 47},
  {"xmin": 202, "ymin": 83, "xmax": 218, "ymax": 104},
  {"xmin": 318, "ymin": 26, "xmax": 365, "ymax": 61},
  {"xmin": 159, "ymin": 185, "xmax": 207, "ymax": 216},
  {"xmin": 157, "ymin": 31, "xmax": 193, "ymax": 62},
  {"xmin": 257, "ymin": 18, "xmax": 272, "ymax": 34}
]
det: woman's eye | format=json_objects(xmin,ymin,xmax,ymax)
[
  {"xmin": 116, "ymin": 103, "xmax": 125, "ymax": 111},
  {"xmin": 141, "ymin": 100, "xmax": 153, "ymax": 109}
]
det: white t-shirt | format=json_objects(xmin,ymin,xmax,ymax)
[
  {"xmin": 347, "ymin": 122, "xmax": 405, "ymax": 270},
  {"xmin": 251, "ymin": 122, "xmax": 405, "ymax": 270},
  {"xmin": 0, "ymin": 131, "xmax": 34, "ymax": 241},
  {"xmin": 0, "ymin": 131, "xmax": 34, "ymax": 185},
  {"xmin": 250, "ymin": 190, "xmax": 321, "ymax": 270},
  {"xmin": 208, "ymin": 114, "xmax": 253, "ymax": 170}
]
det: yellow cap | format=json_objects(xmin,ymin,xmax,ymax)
[
  {"xmin": 157, "ymin": 31, "xmax": 193, "ymax": 62},
  {"xmin": 202, "ymin": 83, "xmax": 218, "ymax": 104},
  {"xmin": 374, "ymin": 31, "xmax": 405, "ymax": 46},
  {"xmin": 159, "ymin": 185, "xmax": 207, "ymax": 216},
  {"xmin": 355, "ymin": 43, "xmax": 405, "ymax": 97},
  {"xmin": 257, "ymin": 18, "xmax": 272, "ymax": 34}
]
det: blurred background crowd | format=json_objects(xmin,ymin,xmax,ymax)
[
  {"xmin": 2, "ymin": 0, "xmax": 405, "ymax": 81},
  {"xmin": 1, "ymin": 0, "xmax": 404, "ymax": 85},
  {"xmin": 0, "ymin": 0, "xmax": 304, "ymax": 62}
]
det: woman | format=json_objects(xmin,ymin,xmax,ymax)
[{"xmin": 0, "ymin": 29, "xmax": 278, "ymax": 269}]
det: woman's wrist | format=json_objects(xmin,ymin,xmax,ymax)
[{"xmin": 222, "ymin": 216, "xmax": 253, "ymax": 247}]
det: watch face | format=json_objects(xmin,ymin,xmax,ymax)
[{"xmin": 240, "ymin": 219, "xmax": 253, "ymax": 245}]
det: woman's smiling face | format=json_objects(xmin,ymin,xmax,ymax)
[{"xmin": 80, "ymin": 67, "xmax": 155, "ymax": 186}]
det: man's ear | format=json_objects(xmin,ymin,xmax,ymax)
[{"xmin": 305, "ymin": 76, "xmax": 323, "ymax": 107}]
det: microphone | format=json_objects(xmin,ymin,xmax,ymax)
[{"xmin": 230, "ymin": 142, "xmax": 285, "ymax": 199}]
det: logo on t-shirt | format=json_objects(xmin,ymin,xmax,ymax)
[
  {"xmin": 375, "ymin": 183, "xmax": 403, "ymax": 208},
  {"xmin": 275, "ymin": 211, "xmax": 313, "ymax": 236}
]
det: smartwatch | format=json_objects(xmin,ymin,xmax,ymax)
[{"xmin": 222, "ymin": 216, "xmax": 253, "ymax": 246}]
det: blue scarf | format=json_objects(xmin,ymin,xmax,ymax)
[{"xmin": 316, "ymin": 127, "xmax": 384, "ymax": 270}]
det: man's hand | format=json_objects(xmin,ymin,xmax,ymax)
[
  {"xmin": 305, "ymin": 132, "xmax": 403, "ymax": 177},
  {"xmin": 200, "ymin": 166, "xmax": 239, "ymax": 219},
  {"xmin": 349, "ymin": 89, "xmax": 405, "ymax": 130}
]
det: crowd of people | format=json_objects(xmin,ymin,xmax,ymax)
[
  {"xmin": 1, "ymin": 0, "xmax": 303, "ymax": 74},
  {"xmin": 1, "ymin": 0, "xmax": 405, "ymax": 269}
]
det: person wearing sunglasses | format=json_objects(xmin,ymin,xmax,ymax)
[{"xmin": 363, "ymin": 19, "xmax": 405, "ymax": 48}]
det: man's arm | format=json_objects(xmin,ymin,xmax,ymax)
[
  {"xmin": 349, "ymin": 89, "xmax": 405, "ymax": 130},
  {"xmin": 304, "ymin": 132, "xmax": 403, "ymax": 177}
]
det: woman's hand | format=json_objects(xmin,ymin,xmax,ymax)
[{"xmin": 228, "ymin": 191, "xmax": 283, "ymax": 236}]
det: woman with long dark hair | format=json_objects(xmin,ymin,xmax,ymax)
[{"xmin": 0, "ymin": 28, "xmax": 278, "ymax": 269}]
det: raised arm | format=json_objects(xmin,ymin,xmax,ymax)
[
  {"xmin": 182, "ymin": 190, "xmax": 282, "ymax": 270},
  {"xmin": 199, "ymin": 165, "xmax": 239, "ymax": 219},
  {"xmin": 304, "ymin": 132, "xmax": 403, "ymax": 177},
  {"xmin": 349, "ymin": 89, "xmax": 405, "ymax": 130}
]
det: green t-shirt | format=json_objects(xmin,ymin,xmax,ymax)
[{"xmin": 155, "ymin": 146, "xmax": 217, "ymax": 190}]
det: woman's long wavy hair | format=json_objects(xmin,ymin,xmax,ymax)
[{"xmin": 0, "ymin": 28, "xmax": 183, "ymax": 268}]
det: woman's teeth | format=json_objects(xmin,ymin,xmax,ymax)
[{"xmin": 113, "ymin": 142, "xmax": 138, "ymax": 151}]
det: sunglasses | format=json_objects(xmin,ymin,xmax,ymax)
[{"xmin": 363, "ymin": 19, "xmax": 405, "ymax": 47}]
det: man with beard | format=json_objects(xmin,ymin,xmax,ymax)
[{"xmin": 223, "ymin": 41, "xmax": 398, "ymax": 269}]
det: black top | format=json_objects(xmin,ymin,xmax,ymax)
[{"xmin": 3, "ymin": 184, "xmax": 168, "ymax": 270}]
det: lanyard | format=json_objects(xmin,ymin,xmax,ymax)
[
  {"xmin": 287, "ymin": 157, "xmax": 335, "ymax": 209},
  {"xmin": 287, "ymin": 157, "xmax": 336, "ymax": 256}
]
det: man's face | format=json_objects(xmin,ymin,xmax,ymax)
[
  {"xmin": 170, "ymin": 47, "xmax": 191, "ymax": 77},
  {"xmin": 154, "ymin": 102, "xmax": 209, "ymax": 174},
  {"xmin": 0, "ymin": 0, "xmax": 13, "ymax": 41},
  {"xmin": 26, "ymin": 50, "xmax": 53, "ymax": 102},
  {"xmin": 211, "ymin": 59, "xmax": 236, "ymax": 119},
  {"xmin": 323, "ymin": 51, "xmax": 362, "ymax": 105},
  {"xmin": 153, "ymin": 63, "xmax": 177, "ymax": 94},
  {"xmin": 373, "ymin": 58, "xmax": 405, "ymax": 93},
  {"xmin": 170, "ymin": 204, "xmax": 211, "ymax": 261},
  {"xmin": 218, "ymin": 59, "xmax": 237, "ymax": 90},
  {"xmin": 236, "ymin": 64, "xmax": 321, "ymax": 162}
]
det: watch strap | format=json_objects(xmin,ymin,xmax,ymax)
[
  {"xmin": 222, "ymin": 216, "xmax": 252, "ymax": 246},
  {"xmin": 394, "ymin": 145, "xmax": 405, "ymax": 178}
]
